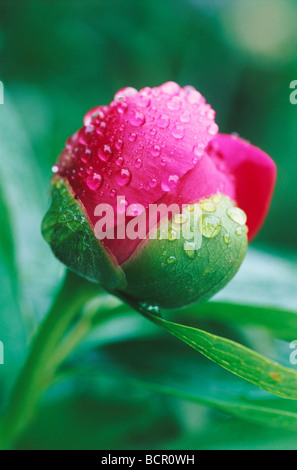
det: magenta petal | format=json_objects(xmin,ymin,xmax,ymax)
[
  {"xmin": 57, "ymin": 82, "xmax": 219, "ymax": 263},
  {"xmin": 206, "ymin": 134, "xmax": 276, "ymax": 241},
  {"xmin": 160, "ymin": 151, "xmax": 236, "ymax": 208}
]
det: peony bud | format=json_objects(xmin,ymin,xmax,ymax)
[{"xmin": 42, "ymin": 82, "xmax": 276, "ymax": 309}]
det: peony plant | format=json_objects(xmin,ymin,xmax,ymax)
[{"xmin": 42, "ymin": 82, "xmax": 276, "ymax": 309}]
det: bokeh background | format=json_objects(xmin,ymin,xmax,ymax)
[{"xmin": 1, "ymin": 0, "xmax": 297, "ymax": 450}]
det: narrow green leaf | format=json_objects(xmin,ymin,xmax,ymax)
[
  {"xmin": 143, "ymin": 311, "xmax": 297, "ymax": 400},
  {"xmin": 179, "ymin": 301, "xmax": 297, "ymax": 342}
]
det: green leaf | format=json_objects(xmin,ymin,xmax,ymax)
[
  {"xmin": 140, "ymin": 310, "xmax": 297, "ymax": 400},
  {"xmin": 215, "ymin": 246, "xmax": 297, "ymax": 312},
  {"xmin": 179, "ymin": 301, "xmax": 297, "ymax": 342},
  {"xmin": 42, "ymin": 178, "xmax": 127, "ymax": 291},
  {"xmin": 0, "ymin": 93, "xmax": 64, "ymax": 332},
  {"xmin": 59, "ymin": 331, "xmax": 297, "ymax": 433}
]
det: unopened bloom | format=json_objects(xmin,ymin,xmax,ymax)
[{"xmin": 42, "ymin": 82, "xmax": 276, "ymax": 308}]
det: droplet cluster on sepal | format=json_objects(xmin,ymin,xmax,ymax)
[{"xmin": 120, "ymin": 194, "xmax": 248, "ymax": 309}]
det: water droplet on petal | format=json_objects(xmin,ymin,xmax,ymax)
[
  {"xmin": 136, "ymin": 94, "xmax": 151, "ymax": 107},
  {"xmin": 150, "ymin": 145, "xmax": 161, "ymax": 157},
  {"xmin": 115, "ymin": 168, "xmax": 132, "ymax": 186},
  {"xmin": 115, "ymin": 139, "xmax": 124, "ymax": 150},
  {"xmin": 78, "ymin": 125, "xmax": 95, "ymax": 145},
  {"xmin": 149, "ymin": 178, "xmax": 158, "ymax": 188},
  {"xmin": 156, "ymin": 114, "xmax": 170, "ymax": 129},
  {"xmin": 129, "ymin": 132, "xmax": 137, "ymax": 142},
  {"xmin": 114, "ymin": 87, "xmax": 137, "ymax": 101},
  {"xmin": 98, "ymin": 144, "xmax": 113, "ymax": 162},
  {"xmin": 115, "ymin": 156, "xmax": 124, "ymax": 167},
  {"xmin": 161, "ymin": 174, "xmax": 180, "ymax": 192},
  {"xmin": 193, "ymin": 143, "xmax": 205, "ymax": 157},
  {"xmin": 130, "ymin": 111, "xmax": 146, "ymax": 127},
  {"xmin": 134, "ymin": 158, "xmax": 142, "ymax": 168},
  {"xmin": 160, "ymin": 82, "xmax": 180, "ymax": 95},
  {"xmin": 171, "ymin": 124, "xmax": 184, "ymax": 139},
  {"xmin": 167, "ymin": 96, "xmax": 181, "ymax": 111},
  {"xmin": 86, "ymin": 173, "xmax": 103, "ymax": 191},
  {"xmin": 186, "ymin": 89, "xmax": 203, "ymax": 104},
  {"xmin": 207, "ymin": 123, "xmax": 219, "ymax": 136},
  {"xmin": 180, "ymin": 111, "xmax": 190, "ymax": 123}
]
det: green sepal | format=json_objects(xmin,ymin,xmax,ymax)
[
  {"xmin": 41, "ymin": 178, "xmax": 127, "ymax": 290},
  {"xmin": 121, "ymin": 194, "xmax": 248, "ymax": 309}
]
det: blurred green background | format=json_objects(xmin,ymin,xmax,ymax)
[{"xmin": 1, "ymin": 0, "xmax": 297, "ymax": 450}]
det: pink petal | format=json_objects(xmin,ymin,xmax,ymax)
[
  {"xmin": 206, "ymin": 134, "xmax": 276, "ymax": 241},
  {"xmin": 57, "ymin": 82, "xmax": 219, "ymax": 262}
]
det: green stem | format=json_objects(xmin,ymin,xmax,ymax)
[{"xmin": 0, "ymin": 271, "xmax": 102, "ymax": 450}]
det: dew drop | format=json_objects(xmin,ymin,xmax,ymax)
[
  {"xmin": 150, "ymin": 145, "xmax": 161, "ymax": 157},
  {"xmin": 212, "ymin": 194, "xmax": 222, "ymax": 204},
  {"xmin": 114, "ymin": 87, "xmax": 137, "ymax": 101},
  {"xmin": 224, "ymin": 234, "xmax": 231, "ymax": 245},
  {"xmin": 186, "ymin": 89, "xmax": 203, "ymax": 105},
  {"xmin": 51, "ymin": 164, "xmax": 59, "ymax": 174},
  {"xmin": 167, "ymin": 97, "xmax": 181, "ymax": 111},
  {"xmin": 173, "ymin": 212, "xmax": 188, "ymax": 224},
  {"xmin": 115, "ymin": 168, "xmax": 132, "ymax": 187},
  {"xmin": 115, "ymin": 156, "xmax": 124, "ymax": 167},
  {"xmin": 171, "ymin": 124, "xmax": 184, "ymax": 139},
  {"xmin": 235, "ymin": 226, "xmax": 244, "ymax": 236},
  {"xmin": 134, "ymin": 158, "xmax": 142, "ymax": 168},
  {"xmin": 78, "ymin": 125, "xmax": 95, "ymax": 145},
  {"xmin": 184, "ymin": 241, "xmax": 197, "ymax": 259},
  {"xmin": 207, "ymin": 123, "xmax": 219, "ymax": 136},
  {"xmin": 149, "ymin": 178, "xmax": 158, "ymax": 188},
  {"xmin": 167, "ymin": 229, "xmax": 178, "ymax": 241},
  {"xmin": 129, "ymin": 132, "xmax": 137, "ymax": 142},
  {"xmin": 160, "ymin": 82, "xmax": 179, "ymax": 95},
  {"xmin": 166, "ymin": 255, "xmax": 177, "ymax": 265},
  {"xmin": 199, "ymin": 215, "xmax": 221, "ymax": 238},
  {"xmin": 136, "ymin": 94, "xmax": 151, "ymax": 107},
  {"xmin": 226, "ymin": 207, "xmax": 247, "ymax": 226},
  {"xmin": 161, "ymin": 174, "xmax": 180, "ymax": 192},
  {"xmin": 156, "ymin": 114, "xmax": 170, "ymax": 129},
  {"xmin": 115, "ymin": 139, "xmax": 124, "ymax": 150},
  {"xmin": 193, "ymin": 143, "xmax": 205, "ymax": 157},
  {"xmin": 98, "ymin": 144, "xmax": 113, "ymax": 162},
  {"xmin": 80, "ymin": 148, "xmax": 92, "ymax": 164},
  {"xmin": 86, "ymin": 173, "xmax": 103, "ymax": 191},
  {"xmin": 180, "ymin": 111, "xmax": 190, "ymax": 123},
  {"xmin": 200, "ymin": 201, "xmax": 216, "ymax": 213},
  {"xmin": 130, "ymin": 111, "xmax": 145, "ymax": 127}
]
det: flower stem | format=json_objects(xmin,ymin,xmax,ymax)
[{"xmin": 0, "ymin": 271, "xmax": 102, "ymax": 449}]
